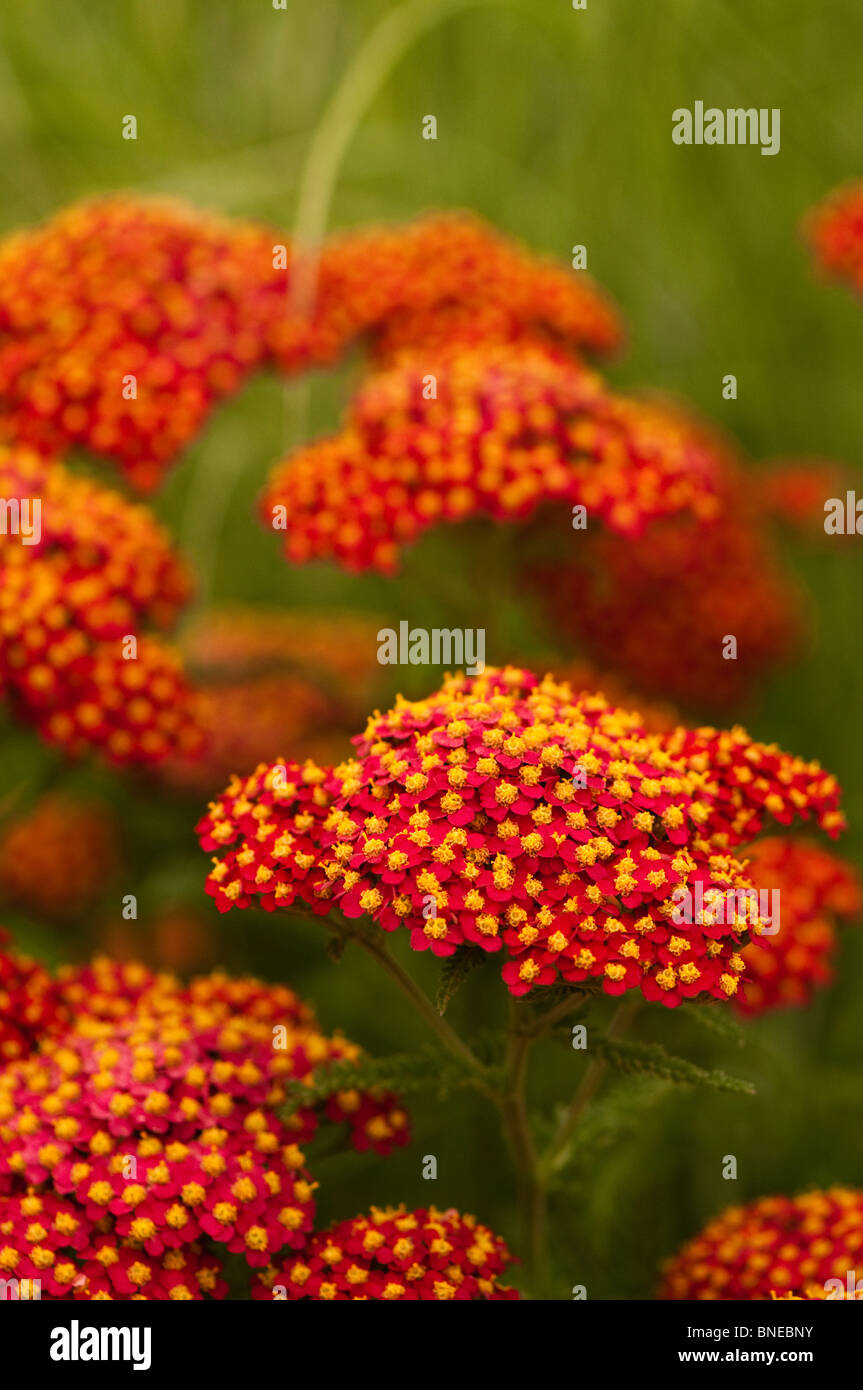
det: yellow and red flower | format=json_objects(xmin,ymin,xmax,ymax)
[
  {"xmin": 660, "ymin": 1188, "xmax": 863, "ymax": 1300},
  {"xmin": 253, "ymin": 1203, "xmax": 518, "ymax": 1300},
  {"xmin": 0, "ymin": 446, "xmax": 201, "ymax": 764},
  {"xmin": 737, "ymin": 837, "xmax": 861, "ymax": 1016},
  {"xmin": 197, "ymin": 666, "xmax": 843, "ymax": 1004}
]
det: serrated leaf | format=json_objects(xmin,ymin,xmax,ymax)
[
  {"xmin": 593, "ymin": 1037, "xmax": 756, "ymax": 1095},
  {"xmin": 436, "ymin": 945, "xmax": 488, "ymax": 1014},
  {"xmin": 677, "ymin": 1001, "xmax": 747, "ymax": 1047}
]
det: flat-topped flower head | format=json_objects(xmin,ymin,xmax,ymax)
[
  {"xmin": 737, "ymin": 837, "xmax": 861, "ymax": 1016},
  {"xmin": 262, "ymin": 345, "xmax": 723, "ymax": 573},
  {"xmin": 270, "ymin": 211, "xmax": 623, "ymax": 370},
  {"xmin": 0, "ymin": 447, "xmax": 201, "ymax": 765},
  {"xmin": 253, "ymin": 1203, "xmax": 518, "ymax": 1300},
  {"xmin": 0, "ymin": 196, "xmax": 284, "ymax": 492},
  {"xmin": 660, "ymin": 1188, "xmax": 863, "ymax": 1300},
  {"xmin": 197, "ymin": 667, "xmax": 843, "ymax": 1006}
]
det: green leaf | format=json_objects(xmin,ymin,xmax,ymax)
[
  {"xmin": 435, "ymin": 945, "xmax": 488, "ymax": 1014},
  {"xmin": 593, "ymin": 1038, "xmax": 756, "ymax": 1095},
  {"xmin": 677, "ymin": 1001, "xmax": 747, "ymax": 1047},
  {"xmin": 278, "ymin": 1045, "xmax": 497, "ymax": 1123}
]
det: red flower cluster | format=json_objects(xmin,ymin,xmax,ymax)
[
  {"xmin": 0, "ymin": 795, "xmax": 120, "ymax": 921},
  {"xmin": 806, "ymin": 181, "xmax": 863, "ymax": 297},
  {"xmin": 0, "ymin": 930, "xmax": 66, "ymax": 1063},
  {"xmin": 0, "ymin": 445, "xmax": 201, "ymax": 764},
  {"xmin": 253, "ymin": 1204, "xmax": 518, "ymax": 1300},
  {"xmin": 263, "ymin": 344, "xmax": 725, "ymax": 574},
  {"xmin": 737, "ymin": 837, "xmax": 861, "ymax": 1016},
  {"xmin": 660, "ymin": 1188, "xmax": 863, "ymax": 1300},
  {"xmin": 0, "ymin": 951, "xmax": 409, "ymax": 1299},
  {"xmin": 197, "ymin": 667, "xmax": 843, "ymax": 1005}
]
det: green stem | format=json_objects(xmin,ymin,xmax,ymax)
[
  {"xmin": 500, "ymin": 1000, "xmax": 548, "ymax": 1296},
  {"xmin": 539, "ymin": 998, "xmax": 638, "ymax": 1180},
  {"xmin": 349, "ymin": 926, "xmax": 489, "ymax": 1080}
]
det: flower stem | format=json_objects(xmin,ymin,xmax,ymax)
[
  {"xmin": 539, "ymin": 998, "xmax": 639, "ymax": 1180},
  {"xmin": 348, "ymin": 925, "xmax": 489, "ymax": 1080},
  {"xmin": 499, "ymin": 1000, "xmax": 549, "ymax": 1296}
]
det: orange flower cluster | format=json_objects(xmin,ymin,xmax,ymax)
[
  {"xmin": 806, "ymin": 181, "xmax": 863, "ymax": 297},
  {"xmin": 659, "ymin": 1188, "xmax": 863, "ymax": 1300},
  {"xmin": 268, "ymin": 210, "xmax": 623, "ymax": 371},
  {"xmin": 737, "ymin": 837, "xmax": 861, "ymax": 1017},
  {"xmin": 0, "ymin": 199, "xmax": 621, "ymax": 493},
  {"xmin": 0, "ymin": 795, "xmax": 120, "ymax": 921},
  {"xmin": 0, "ymin": 946, "xmax": 409, "ymax": 1299},
  {"xmin": 197, "ymin": 667, "xmax": 843, "ymax": 1005},
  {"xmin": 263, "ymin": 344, "xmax": 726, "ymax": 574},
  {"xmin": 0, "ymin": 197, "xmax": 284, "ymax": 493},
  {"xmin": 0, "ymin": 446, "xmax": 200, "ymax": 764},
  {"xmin": 254, "ymin": 1203, "xmax": 518, "ymax": 1300}
]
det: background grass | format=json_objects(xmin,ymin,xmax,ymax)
[{"xmin": 0, "ymin": 0, "xmax": 861, "ymax": 1298}]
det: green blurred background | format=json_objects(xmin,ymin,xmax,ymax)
[{"xmin": 0, "ymin": 0, "xmax": 861, "ymax": 1298}]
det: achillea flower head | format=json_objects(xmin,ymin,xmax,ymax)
[
  {"xmin": 0, "ymin": 197, "xmax": 284, "ymax": 492},
  {"xmin": 0, "ymin": 446, "xmax": 201, "ymax": 764},
  {"xmin": 263, "ymin": 345, "xmax": 723, "ymax": 573},
  {"xmin": 0, "ymin": 795, "xmax": 120, "ymax": 921},
  {"xmin": 197, "ymin": 667, "xmax": 843, "ymax": 1005},
  {"xmin": 253, "ymin": 1203, "xmax": 518, "ymax": 1300},
  {"xmin": 0, "ymin": 931, "xmax": 67, "ymax": 1061},
  {"xmin": 806, "ymin": 181, "xmax": 863, "ymax": 297},
  {"xmin": 660, "ymin": 1188, "xmax": 863, "ymax": 1300},
  {"xmin": 270, "ymin": 211, "xmax": 623, "ymax": 370},
  {"xmin": 737, "ymin": 837, "xmax": 861, "ymax": 1016}
]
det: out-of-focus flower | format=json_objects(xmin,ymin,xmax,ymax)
[
  {"xmin": 756, "ymin": 459, "xmax": 859, "ymax": 534},
  {"xmin": 0, "ymin": 197, "xmax": 284, "ymax": 493},
  {"xmin": 181, "ymin": 607, "xmax": 386, "ymax": 697},
  {"xmin": 263, "ymin": 345, "xmax": 724, "ymax": 573},
  {"xmin": 736, "ymin": 837, "xmax": 861, "ymax": 1016},
  {"xmin": 659, "ymin": 1188, "xmax": 863, "ymax": 1299},
  {"xmin": 0, "ymin": 795, "xmax": 120, "ymax": 921},
  {"xmin": 253, "ymin": 1203, "xmax": 518, "ymax": 1300},
  {"xmin": 269, "ymin": 211, "xmax": 624, "ymax": 371},
  {"xmin": 805, "ymin": 181, "xmax": 863, "ymax": 297},
  {"xmin": 0, "ymin": 446, "xmax": 201, "ymax": 764},
  {"xmin": 158, "ymin": 675, "xmax": 339, "ymax": 796},
  {"xmin": 0, "ymin": 930, "xmax": 66, "ymax": 1062},
  {"xmin": 197, "ymin": 667, "xmax": 843, "ymax": 1005},
  {"xmin": 158, "ymin": 608, "xmax": 389, "ymax": 796},
  {"xmin": 0, "ymin": 956, "xmax": 409, "ymax": 1297},
  {"xmin": 0, "ymin": 201, "xmax": 621, "ymax": 492},
  {"xmin": 533, "ymin": 496, "xmax": 803, "ymax": 710}
]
